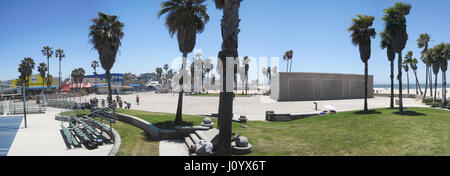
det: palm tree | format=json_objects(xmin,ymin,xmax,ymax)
[
  {"xmin": 348, "ymin": 14, "xmax": 376, "ymax": 112},
  {"xmin": 71, "ymin": 69, "xmax": 78, "ymax": 91},
  {"xmin": 91, "ymin": 60, "xmax": 99, "ymax": 92},
  {"xmin": 159, "ymin": 0, "xmax": 209, "ymax": 124},
  {"xmin": 435, "ymin": 43, "xmax": 449, "ymax": 106},
  {"xmin": 404, "ymin": 51, "xmax": 414, "ymax": 95},
  {"xmin": 156, "ymin": 67, "xmax": 163, "ymax": 84},
  {"xmin": 18, "ymin": 57, "xmax": 35, "ymax": 91},
  {"xmin": 409, "ymin": 58, "xmax": 422, "ymax": 95},
  {"xmin": 41, "ymin": 46, "xmax": 53, "ymax": 91},
  {"xmin": 190, "ymin": 61, "xmax": 196, "ymax": 92},
  {"xmin": 77, "ymin": 68, "xmax": 86, "ymax": 91},
  {"xmin": 37, "ymin": 62, "xmax": 47, "ymax": 94},
  {"xmin": 267, "ymin": 66, "xmax": 271, "ymax": 85},
  {"xmin": 425, "ymin": 50, "xmax": 434, "ymax": 99},
  {"xmin": 430, "ymin": 47, "xmax": 440, "ymax": 103},
  {"xmin": 164, "ymin": 64, "xmax": 169, "ymax": 85},
  {"xmin": 402, "ymin": 59, "xmax": 410, "ymax": 95},
  {"xmin": 262, "ymin": 68, "xmax": 267, "ymax": 86},
  {"xmin": 444, "ymin": 43, "xmax": 450, "ymax": 105},
  {"xmin": 204, "ymin": 58, "xmax": 213, "ymax": 94},
  {"xmin": 382, "ymin": 2, "xmax": 411, "ymax": 112},
  {"xmin": 46, "ymin": 74, "xmax": 54, "ymax": 90},
  {"xmin": 283, "ymin": 50, "xmax": 293, "ymax": 72},
  {"xmin": 380, "ymin": 31, "xmax": 395, "ymax": 108},
  {"xmin": 214, "ymin": 0, "xmax": 242, "ymax": 156},
  {"xmin": 417, "ymin": 33, "xmax": 431, "ymax": 101},
  {"xmin": 89, "ymin": 12, "xmax": 124, "ymax": 103},
  {"xmin": 55, "ymin": 49, "xmax": 65, "ymax": 94},
  {"xmin": 243, "ymin": 56, "xmax": 249, "ymax": 94}
]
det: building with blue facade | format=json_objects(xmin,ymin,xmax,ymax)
[{"xmin": 84, "ymin": 73, "xmax": 124, "ymax": 87}]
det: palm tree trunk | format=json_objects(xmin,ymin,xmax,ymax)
[
  {"xmin": 175, "ymin": 53, "xmax": 187, "ymax": 124},
  {"xmin": 94, "ymin": 68, "xmax": 97, "ymax": 94},
  {"xmin": 289, "ymin": 59, "xmax": 292, "ymax": 72},
  {"xmin": 245, "ymin": 73, "xmax": 248, "ymax": 95},
  {"xmin": 434, "ymin": 73, "xmax": 438, "ymax": 103},
  {"xmin": 390, "ymin": 60, "xmax": 394, "ymax": 108},
  {"xmin": 442, "ymin": 72, "xmax": 447, "ymax": 106},
  {"xmin": 406, "ymin": 71, "xmax": 409, "ymax": 95},
  {"xmin": 59, "ymin": 59, "xmax": 61, "ymax": 94},
  {"xmin": 414, "ymin": 70, "xmax": 422, "ymax": 95},
  {"xmin": 106, "ymin": 70, "xmax": 112, "ymax": 103},
  {"xmin": 422, "ymin": 66, "xmax": 429, "ymax": 102},
  {"xmin": 398, "ymin": 52, "xmax": 403, "ymax": 112},
  {"xmin": 364, "ymin": 61, "xmax": 368, "ymax": 112},
  {"xmin": 430, "ymin": 67, "xmax": 433, "ymax": 97},
  {"xmin": 42, "ymin": 77, "xmax": 46, "ymax": 96},
  {"xmin": 47, "ymin": 57, "xmax": 50, "ymax": 92},
  {"xmin": 216, "ymin": 0, "xmax": 241, "ymax": 156},
  {"xmin": 286, "ymin": 60, "xmax": 289, "ymax": 72}
]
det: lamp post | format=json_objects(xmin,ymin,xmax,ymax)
[{"xmin": 22, "ymin": 82, "xmax": 27, "ymax": 128}]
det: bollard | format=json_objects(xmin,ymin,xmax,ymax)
[{"xmin": 313, "ymin": 102, "xmax": 318, "ymax": 110}]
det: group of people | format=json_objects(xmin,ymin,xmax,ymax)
[
  {"xmin": 89, "ymin": 97, "xmax": 99, "ymax": 108},
  {"xmin": 110, "ymin": 94, "xmax": 140, "ymax": 109}
]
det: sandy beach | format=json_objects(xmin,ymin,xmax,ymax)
[{"xmin": 374, "ymin": 88, "xmax": 450, "ymax": 98}]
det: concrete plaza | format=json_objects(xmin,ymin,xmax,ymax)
[
  {"xmin": 82, "ymin": 92, "xmax": 427, "ymax": 121},
  {"xmin": 7, "ymin": 107, "xmax": 112, "ymax": 156}
]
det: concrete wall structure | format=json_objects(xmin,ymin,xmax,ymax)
[{"xmin": 270, "ymin": 72, "xmax": 373, "ymax": 101}]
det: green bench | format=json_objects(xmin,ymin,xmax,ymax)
[
  {"xmin": 75, "ymin": 117, "xmax": 101, "ymax": 137},
  {"xmin": 84, "ymin": 116, "xmax": 112, "ymax": 132},
  {"xmin": 71, "ymin": 124, "xmax": 90, "ymax": 142},
  {"xmin": 61, "ymin": 125, "xmax": 79, "ymax": 147}
]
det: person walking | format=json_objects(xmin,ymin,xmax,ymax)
[{"xmin": 136, "ymin": 94, "xmax": 140, "ymax": 105}]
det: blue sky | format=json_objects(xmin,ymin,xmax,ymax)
[{"xmin": 0, "ymin": 0, "xmax": 449, "ymax": 84}]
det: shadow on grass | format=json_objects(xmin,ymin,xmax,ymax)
[
  {"xmin": 353, "ymin": 110, "xmax": 382, "ymax": 115},
  {"xmin": 152, "ymin": 120, "xmax": 194, "ymax": 130},
  {"xmin": 393, "ymin": 111, "xmax": 426, "ymax": 116}
]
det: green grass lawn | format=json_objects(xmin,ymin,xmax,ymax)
[
  {"xmin": 233, "ymin": 107, "xmax": 450, "ymax": 156},
  {"xmin": 61, "ymin": 107, "xmax": 450, "ymax": 156}
]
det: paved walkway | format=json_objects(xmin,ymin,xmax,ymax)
[
  {"xmin": 82, "ymin": 92, "xmax": 428, "ymax": 121},
  {"xmin": 159, "ymin": 139, "xmax": 189, "ymax": 156},
  {"xmin": 7, "ymin": 107, "xmax": 112, "ymax": 156}
]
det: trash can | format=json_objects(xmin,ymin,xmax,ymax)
[{"xmin": 265, "ymin": 111, "xmax": 274, "ymax": 121}]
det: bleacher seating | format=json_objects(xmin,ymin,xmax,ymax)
[
  {"xmin": 61, "ymin": 125, "xmax": 79, "ymax": 147},
  {"xmin": 70, "ymin": 122, "xmax": 98, "ymax": 150},
  {"xmin": 74, "ymin": 117, "xmax": 101, "ymax": 137}
]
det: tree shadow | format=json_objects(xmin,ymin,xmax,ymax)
[
  {"xmin": 152, "ymin": 120, "xmax": 194, "ymax": 130},
  {"xmin": 353, "ymin": 110, "xmax": 382, "ymax": 115},
  {"xmin": 394, "ymin": 111, "xmax": 425, "ymax": 116}
]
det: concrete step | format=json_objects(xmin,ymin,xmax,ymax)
[
  {"xmin": 189, "ymin": 133, "xmax": 200, "ymax": 144},
  {"xmin": 184, "ymin": 136, "xmax": 194, "ymax": 149},
  {"xmin": 195, "ymin": 128, "xmax": 219, "ymax": 142}
]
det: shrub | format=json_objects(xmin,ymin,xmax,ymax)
[
  {"xmin": 431, "ymin": 102, "xmax": 441, "ymax": 107},
  {"xmin": 423, "ymin": 98, "xmax": 434, "ymax": 103}
]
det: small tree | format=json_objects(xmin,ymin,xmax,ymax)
[{"xmin": 37, "ymin": 62, "xmax": 47, "ymax": 94}]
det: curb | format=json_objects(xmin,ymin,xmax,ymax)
[{"xmin": 107, "ymin": 127, "xmax": 121, "ymax": 156}]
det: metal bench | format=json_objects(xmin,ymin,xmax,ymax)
[
  {"xmin": 85, "ymin": 116, "xmax": 112, "ymax": 132},
  {"xmin": 74, "ymin": 117, "xmax": 101, "ymax": 137},
  {"xmin": 70, "ymin": 123, "xmax": 98, "ymax": 150},
  {"xmin": 61, "ymin": 125, "xmax": 79, "ymax": 147}
]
